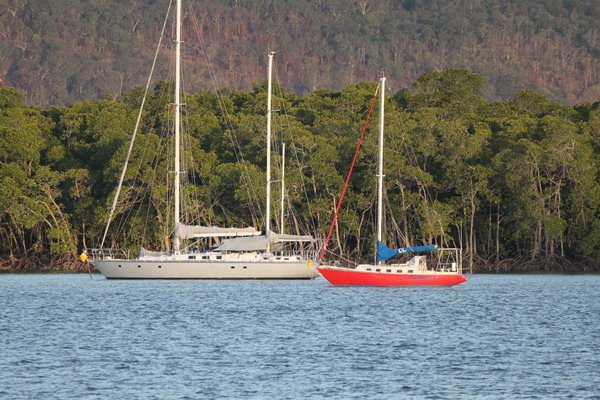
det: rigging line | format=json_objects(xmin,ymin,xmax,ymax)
[
  {"xmin": 118, "ymin": 83, "xmax": 172, "ymax": 224},
  {"xmin": 114, "ymin": 125, "xmax": 168, "ymax": 249},
  {"xmin": 114, "ymin": 73, "xmax": 175, "ymax": 248},
  {"xmin": 322, "ymin": 247, "xmax": 358, "ymax": 268},
  {"xmin": 319, "ymin": 85, "xmax": 380, "ymax": 261},
  {"xmin": 180, "ymin": 2, "xmax": 257, "ymax": 230},
  {"xmin": 180, "ymin": 51, "xmax": 211, "ymax": 226},
  {"xmin": 100, "ymin": 0, "xmax": 173, "ymax": 250},
  {"xmin": 179, "ymin": 59, "xmax": 193, "ymax": 223},
  {"xmin": 186, "ymin": 14, "xmax": 260, "ymax": 225},
  {"xmin": 383, "ymin": 188, "xmax": 408, "ymax": 247},
  {"xmin": 272, "ymin": 69, "xmax": 319, "ymax": 236},
  {"xmin": 398, "ymin": 114, "xmax": 436, "ymax": 238},
  {"xmin": 113, "ymin": 61, "xmax": 175, "ymax": 246},
  {"xmin": 181, "ymin": 82, "xmax": 205, "ymax": 223},
  {"xmin": 186, "ymin": 0, "xmax": 262, "ymax": 225},
  {"xmin": 104, "ymin": 3, "xmax": 174, "ymax": 248},
  {"xmin": 140, "ymin": 45, "xmax": 179, "ymax": 248},
  {"xmin": 290, "ymin": 142, "xmax": 319, "ymax": 236}
]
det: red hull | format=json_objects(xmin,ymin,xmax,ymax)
[{"xmin": 317, "ymin": 267, "xmax": 467, "ymax": 286}]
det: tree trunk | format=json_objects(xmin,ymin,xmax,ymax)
[
  {"xmin": 469, "ymin": 193, "xmax": 475, "ymax": 273},
  {"xmin": 533, "ymin": 220, "xmax": 542, "ymax": 260},
  {"xmin": 495, "ymin": 201, "xmax": 500, "ymax": 263},
  {"xmin": 487, "ymin": 199, "xmax": 492, "ymax": 256}
]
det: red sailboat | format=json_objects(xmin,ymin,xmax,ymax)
[{"xmin": 317, "ymin": 76, "xmax": 467, "ymax": 287}]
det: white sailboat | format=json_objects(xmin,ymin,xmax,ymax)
[{"xmin": 89, "ymin": 0, "xmax": 318, "ymax": 279}]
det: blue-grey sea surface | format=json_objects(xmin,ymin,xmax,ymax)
[{"xmin": 0, "ymin": 274, "xmax": 598, "ymax": 399}]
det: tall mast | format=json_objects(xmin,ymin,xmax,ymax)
[
  {"xmin": 376, "ymin": 76, "xmax": 386, "ymax": 263},
  {"xmin": 173, "ymin": 0, "xmax": 182, "ymax": 252},
  {"xmin": 280, "ymin": 142, "xmax": 286, "ymax": 234},
  {"xmin": 266, "ymin": 52, "xmax": 274, "ymax": 238}
]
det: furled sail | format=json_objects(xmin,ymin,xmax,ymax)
[
  {"xmin": 174, "ymin": 223, "xmax": 261, "ymax": 240},
  {"xmin": 376, "ymin": 241, "xmax": 437, "ymax": 262},
  {"xmin": 213, "ymin": 231, "xmax": 314, "ymax": 252}
]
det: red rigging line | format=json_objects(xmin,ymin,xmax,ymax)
[{"xmin": 319, "ymin": 86, "xmax": 380, "ymax": 261}]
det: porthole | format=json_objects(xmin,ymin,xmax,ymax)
[
  {"xmin": 216, "ymin": 256, "xmax": 222, "ymax": 260},
  {"xmin": 375, "ymin": 268, "xmax": 381, "ymax": 272},
  {"xmin": 386, "ymin": 269, "xmax": 392, "ymax": 273},
  {"xmin": 201, "ymin": 256, "xmax": 208, "ymax": 260},
  {"xmin": 230, "ymin": 266, "xmax": 235, "ymax": 269},
  {"xmin": 138, "ymin": 265, "xmax": 141, "ymax": 268},
  {"xmin": 118, "ymin": 265, "xmax": 122, "ymax": 268},
  {"xmin": 188, "ymin": 256, "xmax": 196, "ymax": 260},
  {"xmin": 158, "ymin": 265, "xmax": 162, "ymax": 269},
  {"xmin": 243, "ymin": 266, "xmax": 247, "ymax": 269},
  {"xmin": 408, "ymin": 270, "xmax": 413, "ymax": 273},
  {"xmin": 366, "ymin": 268, "xmax": 371, "ymax": 271}
]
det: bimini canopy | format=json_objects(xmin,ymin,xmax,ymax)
[
  {"xmin": 213, "ymin": 231, "xmax": 314, "ymax": 252},
  {"xmin": 175, "ymin": 223, "xmax": 261, "ymax": 240},
  {"xmin": 377, "ymin": 241, "xmax": 437, "ymax": 262}
]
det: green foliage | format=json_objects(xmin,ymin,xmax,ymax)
[
  {"xmin": 0, "ymin": 68, "xmax": 599, "ymax": 270},
  {"xmin": 0, "ymin": 87, "xmax": 26, "ymax": 109}
]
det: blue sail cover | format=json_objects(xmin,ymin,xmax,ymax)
[{"xmin": 376, "ymin": 241, "xmax": 437, "ymax": 262}]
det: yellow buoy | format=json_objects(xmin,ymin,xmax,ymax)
[{"xmin": 79, "ymin": 252, "xmax": 88, "ymax": 263}]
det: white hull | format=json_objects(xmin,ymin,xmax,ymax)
[{"xmin": 92, "ymin": 255, "xmax": 319, "ymax": 280}]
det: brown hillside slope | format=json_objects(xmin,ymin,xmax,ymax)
[{"xmin": 1, "ymin": 0, "xmax": 598, "ymax": 105}]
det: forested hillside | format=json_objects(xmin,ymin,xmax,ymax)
[
  {"xmin": 1, "ymin": 0, "xmax": 599, "ymax": 105},
  {"xmin": 1, "ymin": 68, "xmax": 599, "ymax": 272}
]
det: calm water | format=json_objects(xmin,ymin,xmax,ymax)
[{"xmin": 0, "ymin": 274, "xmax": 598, "ymax": 399}]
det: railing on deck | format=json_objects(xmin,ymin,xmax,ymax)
[
  {"xmin": 89, "ymin": 248, "xmax": 319, "ymax": 262},
  {"xmin": 271, "ymin": 250, "xmax": 318, "ymax": 260},
  {"xmin": 88, "ymin": 248, "xmax": 129, "ymax": 260},
  {"xmin": 430, "ymin": 248, "xmax": 463, "ymax": 274}
]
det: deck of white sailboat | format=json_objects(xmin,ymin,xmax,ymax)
[{"xmin": 96, "ymin": 251, "xmax": 313, "ymax": 263}]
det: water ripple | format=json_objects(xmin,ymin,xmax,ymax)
[{"xmin": 0, "ymin": 274, "xmax": 599, "ymax": 398}]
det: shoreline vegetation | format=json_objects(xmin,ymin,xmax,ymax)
[{"xmin": 1, "ymin": 68, "xmax": 599, "ymax": 274}]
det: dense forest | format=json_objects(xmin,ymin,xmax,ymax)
[
  {"xmin": 1, "ymin": 0, "xmax": 599, "ymax": 105},
  {"xmin": 1, "ymin": 67, "xmax": 599, "ymax": 273}
]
